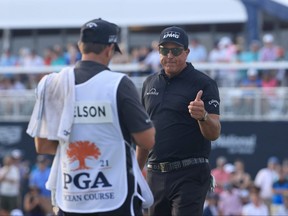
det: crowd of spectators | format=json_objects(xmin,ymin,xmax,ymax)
[
  {"xmin": 0, "ymin": 150, "xmax": 53, "ymax": 216},
  {"xmin": 0, "ymin": 42, "xmax": 81, "ymax": 90},
  {"xmin": 1, "ymin": 33, "xmax": 288, "ymax": 91},
  {"xmin": 204, "ymin": 156, "xmax": 288, "ymax": 216},
  {"xmin": 1, "ymin": 149, "xmax": 288, "ymax": 216}
]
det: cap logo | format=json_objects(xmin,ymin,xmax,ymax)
[
  {"xmin": 86, "ymin": 22, "xmax": 98, "ymax": 28},
  {"xmin": 163, "ymin": 31, "xmax": 180, "ymax": 39},
  {"xmin": 108, "ymin": 35, "xmax": 117, "ymax": 43}
]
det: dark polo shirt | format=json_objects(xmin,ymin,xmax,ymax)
[{"xmin": 142, "ymin": 63, "xmax": 220, "ymax": 163}]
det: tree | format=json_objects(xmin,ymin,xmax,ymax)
[{"xmin": 67, "ymin": 141, "xmax": 101, "ymax": 171}]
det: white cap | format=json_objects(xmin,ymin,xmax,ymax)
[
  {"xmin": 218, "ymin": 36, "xmax": 232, "ymax": 48},
  {"xmin": 263, "ymin": 34, "xmax": 274, "ymax": 43},
  {"xmin": 10, "ymin": 209, "xmax": 23, "ymax": 216},
  {"xmin": 11, "ymin": 149, "xmax": 22, "ymax": 159},
  {"xmin": 224, "ymin": 163, "xmax": 235, "ymax": 173},
  {"xmin": 247, "ymin": 68, "xmax": 258, "ymax": 76}
]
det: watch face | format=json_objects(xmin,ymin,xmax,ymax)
[{"xmin": 204, "ymin": 111, "xmax": 208, "ymax": 120}]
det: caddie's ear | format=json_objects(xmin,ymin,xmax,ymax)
[
  {"xmin": 107, "ymin": 44, "xmax": 115, "ymax": 58},
  {"xmin": 77, "ymin": 41, "xmax": 84, "ymax": 52}
]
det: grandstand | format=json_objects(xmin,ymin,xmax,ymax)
[{"xmin": 0, "ymin": 62, "xmax": 288, "ymax": 121}]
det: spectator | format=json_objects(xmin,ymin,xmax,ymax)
[
  {"xmin": 42, "ymin": 47, "xmax": 54, "ymax": 65},
  {"xmin": 261, "ymin": 70, "xmax": 281, "ymax": 114},
  {"xmin": 0, "ymin": 155, "xmax": 21, "ymax": 213},
  {"xmin": 137, "ymin": 45, "xmax": 152, "ymax": 75},
  {"xmin": 23, "ymin": 185, "xmax": 46, "ymax": 216},
  {"xmin": 64, "ymin": 43, "xmax": 81, "ymax": 65},
  {"xmin": 211, "ymin": 156, "xmax": 231, "ymax": 194},
  {"xmin": 208, "ymin": 36, "xmax": 238, "ymax": 87},
  {"xmin": 231, "ymin": 158, "xmax": 252, "ymax": 190},
  {"xmin": 237, "ymin": 40, "xmax": 261, "ymax": 82},
  {"xmin": 271, "ymin": 167, "xmax": 288, "ymax": 215},
  {"xmin": 258, "ymin": 34, "xmax": 278, "ymax": 62},
  {"xmin": 218, "ymin": 182, "xmax": 243, "ymax": 216},
  {"xmin": 50, "ymin": 44, "xmax": 66, "ymax": 66},
  {"xmin": 17, "ymin": 48, "xmax": 44, "ymax": 67},
  {"xmin": 0, "ymin": 49, "xmax": 18, "ymax": 79},
  {"xmin": 203, "ymin": 192, "xmax": 219, "ymax": 216},
  {"xmin": 282, "ymin": 158, "xmax": 288, "ymax": 180},
  {"xmin": 208, "ymin": 40, "xmax": 222, "ymax": 63},
  {"xmin": 10, "ymin": 76, "xmax": 27, "ymax": 90},
  {"xmin": 0, "ymin": 77, "xmax": 14, "ymax": 90},
  {"xmin": 29, "ymin": 155, "xmax": 52, "ymax": 216},
  {"xmin": 143, "ymin": 40, "xmax": 161, "ymax": 74},
  {"xmin": 11, "ymin": 149, "xmax": 30, "ymax": 209},
  {"xmin": 261, "ymin": 70, "xmax": 279, "ymax": 88},
  {"xmin": 238, "ymin": 40, "xmax": 260, "ymax": 63},
  {"xmin": 240, "ymin": 68, "xmax": 262, "ymax": 88},
  {"xmin": 17, "ymin": 48, "xmax": 44, "ymax": 89},
  {"xmin": 128, "ymin": 46, "xmax": 145, "ymax": 77},
  {"xmin": 0, "ymin": 49, "xmax": 18, "ymax": 67},
  {"xmin": 237, "ymin": 68, "xmax": 262, "ymax": 114},
  {"xmin": 275, "ymin": 47, "xmax": 288, "ymax": 87},
  {"xmin": 254, "ymin": 156, "xmax": 280, "ymax": 211},
  {"xmin": 187, "ymin": 37, "xmax": 207, "ymax": 62},
  {"xmin": 242, "ymin": 184, "xmax": 269, "ymax": 216},
  {"xmin": 274, "ymin": 192, "xmax": 288, "ymax": 216}
]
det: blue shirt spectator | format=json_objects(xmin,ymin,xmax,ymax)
[{"xmin": 29, "ymin": 155, "xmax": 51, "ymax": 197}]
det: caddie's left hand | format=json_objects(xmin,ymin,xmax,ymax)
[{"xmin": 188, "ymin": 90, "xmax": 206, "ymax": 120}]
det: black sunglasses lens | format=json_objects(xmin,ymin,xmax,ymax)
[
  {"xmin": 159, "ymin": 48, "xmax": 169, "ymax": 56},
  {"xmin": 159, "ymin": 47, "xmax": 183, "ymax": 56},
  {"xmin": 171, "ymin": 48, "xmax": 183, "ymax": 56}
]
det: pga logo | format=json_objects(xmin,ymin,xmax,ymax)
[{"xmin": 163, "ymin": 31, "xmax": 180, "ymax": 39}]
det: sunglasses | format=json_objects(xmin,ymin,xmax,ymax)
[{"xmin": 159, "ymin": 46, "xmax": 184, "ymax": 56}]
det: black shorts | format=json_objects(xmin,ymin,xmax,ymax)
[
  {"xmin": 0, "ymin": 195, "xmax": 19, "ymax": 212},
  {"xmin": 147, "ymin": 162, "xmax": 211, "ymax": 216}
]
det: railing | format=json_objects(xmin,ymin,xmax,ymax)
[
  {"xmin": 1, "ymin": 62, "xmax": 288, "ymax": 74},
  {"xmin": 0, "ymin": 90, "xmax": 35, "ymax": 122},
  {"xmin": 1, "ymin": 62, "xmax": 288, "ymax": 121},
  {"xmin": 220, "ymin": 87, "xmax": 288, "ymax": 121},
  {"xmin": 1, "ymin": 87, "xmax": 288, "ymax": 122}
]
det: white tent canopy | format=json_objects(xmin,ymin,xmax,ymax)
[{"xmin": 0, "ymin": 0, "xmax": 247, "ymax": 29}]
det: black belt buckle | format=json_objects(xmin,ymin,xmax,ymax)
[{"xmin": 159, "ymin": 162, "xmax": 170, "ymax": 172}]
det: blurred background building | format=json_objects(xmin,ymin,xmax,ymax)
[{"xmin": 0, "ymin": 0, "xmax": 288, "ymax": 54}]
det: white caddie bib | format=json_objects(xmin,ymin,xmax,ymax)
[{"xmin": 55, "ymin": 70, "xmax": 128, "ymax": 213}]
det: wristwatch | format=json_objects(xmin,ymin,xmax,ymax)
[{"xmin": 199, "ymin": 111, "xmax": 208, "ymax": 122}]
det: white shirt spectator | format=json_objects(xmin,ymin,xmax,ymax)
[
  {"xmin": 242, "ymin": 202, "xmax": 269, "ymax": 216},
  {"xmin": 0, "ymin": 158, "xmax": 20, "ymax": 196},
  {"xmin": 254, "ymin": 157, "xmax": 279, "ymax": 200}
]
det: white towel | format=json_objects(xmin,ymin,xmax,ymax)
[
  {"xmin": 26, "ymin": 66, "xmax": 75, "ymax": 142},
  {"xmin": 130, "ymin": 146, "xmax": 154, "ymax": 209}
]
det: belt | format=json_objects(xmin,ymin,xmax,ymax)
[{"xmin": 147, "ymin": 157, "xmax": 209, "ymax": 173}]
